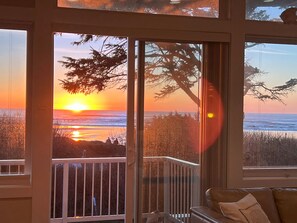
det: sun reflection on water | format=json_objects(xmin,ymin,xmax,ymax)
[{"xmin": 72, "ymin": 129, "xmax": 80, "ymax": 141}]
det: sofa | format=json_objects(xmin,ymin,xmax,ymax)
[{"xmin": 190, "ymin": 187, "xmax": 297, "ymax": 223}]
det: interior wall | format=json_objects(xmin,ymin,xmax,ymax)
[{"xmin": 0, "ymin": 198, "xmax": 32, "ymax": 223}]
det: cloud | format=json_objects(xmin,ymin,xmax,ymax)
[
  {"xmin": 246, "ymin": 45, "xmax": 297, "ymax": 56},
  {"xmin": 246, "ymin": 48, "xmax": 289, "ymax": 55}
]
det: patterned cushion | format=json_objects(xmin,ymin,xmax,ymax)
[{"xmin": 219, "ymin": 193, "xmax": 270, "ymax": 223}]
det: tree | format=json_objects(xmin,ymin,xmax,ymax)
[
  {"xmin": 244, "ymin": 43, "xmax": 297, "ymax": 103},
  {"xmin": 246, "ymin": 0, "xmax": 297, "ymax": 20},
  {"xmin": 60, "ymin": 37, "xmax": 202, "ymax": 106},
  {"xmin": 59, "ymin": 2, "xmax": 297, "ymax": 105},
  {"xmin": 60, "ymin": 35, "xmax": 297, "ymax": 106}
]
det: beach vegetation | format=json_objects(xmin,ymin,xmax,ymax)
[
  {"xmin": 0, "ymin": 113, "xmax": 25, "ymax": 159},
  {"xmin": 244, "ymin": 131, "xmax": 297, "ymax": 166},
  {"xmin": 1, "ymin": 113, "xmax": 297, "ymax": 167},
  {"xmin": 144, "ymin": 112, "xmax": 199, "ymax": 163}
]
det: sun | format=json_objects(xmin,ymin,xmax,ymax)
[{"xmin": 65, "ymin": 102, "xmax": 88, "ymax": 112}]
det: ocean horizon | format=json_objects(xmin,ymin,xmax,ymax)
[
  {"xmin": 1, "ymin": 109, "xmax": 297, "ymax": 141},
  {"xmin": 53, "ymin": 110, "xmax": 297, "ymax": 142}
]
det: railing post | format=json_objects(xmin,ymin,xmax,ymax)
[
  {"xmin": 62, "ymin": 163, "xmax": 69, "ymax": 223},
  {"xmin": 191, "ymin": 165, "xmax": 200, "ymax": 207},
  {"xmin": 163, "ymin": 159, "xmax": 170, "ymax": 222}
]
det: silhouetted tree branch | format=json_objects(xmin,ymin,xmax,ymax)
[{"xmin": 59, "ymin": 4, "xmax": 297, "ymax": 105}]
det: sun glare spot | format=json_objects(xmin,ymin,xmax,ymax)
[
  {"xmin": 66, "ymin": 103, "xmax": 88, "ymax": 112},
  {"xmin": 207, "ymin": 112, "xmax": 215, "ymax": 118}
]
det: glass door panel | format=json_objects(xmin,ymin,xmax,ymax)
[
  {"xmin": 139, "ymin": 41, "xmax": 201, "ymax": 223},
  {"xmin": 53, "ymin": 33, "xmax": 127, "ymax": 222}
]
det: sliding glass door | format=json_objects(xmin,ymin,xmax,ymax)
[
  {"xmin": 135, "ymin": 40, "xmax": 202, "ymax": 223},
  {"xmin": 51, "ymin": 35, "xmax": 227, "ymax": 223}
]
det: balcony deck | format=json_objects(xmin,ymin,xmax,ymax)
[{"xmin": 0, "ymin": 157, "xmax": 200, "ymax": 223}]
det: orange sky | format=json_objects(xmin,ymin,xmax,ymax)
[
  {"xmin": 53, "ymin": 33, "xmax": 199, "ymax": 112},
  {"xmin": 1, "ymin": 31, "xmax": 297, "ymax": 114},
  {"xmin": 0, "ymin": 29, "xmax": 26, "ymax": 109},
  {"xmin": 54, "ymin": 88, "xmax": 126, "ymax": 111},
  {"xmin": 54, "ymin": 79, "xmax": 198, "ymax": 112}
]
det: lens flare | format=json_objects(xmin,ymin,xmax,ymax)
[
  {"xmin": 207, "ymin": 112, "xmax": 215, "ymax": 118},
  {"xmin": 199, "ymin": 78, "xmax": 224, "ymax": 153}
]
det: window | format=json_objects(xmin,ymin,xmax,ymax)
[
  {"xmin": 244, "ymin": 42, "xmax": 297, "ymax": 167},
  {"xmin": 58, "ymin": 0, "xmax": 219, "ymax": 18},
  {"xmin": 52, "ymin": 36, "xmax": 225, "ymax": 222},
  {"xmin": 246, "ymin": 0, "xmax": 297, "ymax": 22},
  {"xmin": 2, "ymin": 1, "xmax": 297, "ymax": 223},
  {"xmin": 53, "ymin": 33, "xmax": 127, "ymax": 219},
  {"xmin": 0, "ymin": 29, "xmax": 27, "ymax": 175}
]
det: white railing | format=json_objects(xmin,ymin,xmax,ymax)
[
  {"xmin": 142, "ymin": 157, "xmax": 199, "ymax": 223},
  {"xmin": 50, "ymin": 157, "xmax": 126, "ymax": 223},
  {"xmin": 0, "ymin": 159, "xmax": 24, "ymax": 175},
  {"xmin": 0, "ymin": 157, "xmax": 199, "ymax": 223}
]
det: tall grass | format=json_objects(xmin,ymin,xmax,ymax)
[
  {"xmin": 243, "ymin": 131, "xmax": 297, "ymax": 166},
  {"xmin": 144, "ymin": 112, "xmax": 199, "ymax": 163},
  {"xmin": 1, "ymin": 112, "xmax": 297, "ymax": 167},
  {"xmin": 0, "ymin": 113, "xmax": 25, "ymax": 159}
]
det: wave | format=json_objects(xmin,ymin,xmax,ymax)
[{"xmin": 244, "ymin": 113, "xmax": 297, "ymax": 132}]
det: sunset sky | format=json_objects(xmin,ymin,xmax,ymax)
[
  {"xmin": 54, "ymin": 33, "xmax": 199, "ymax": 112},
  {"xmin": 0, "ymin": 30, "xmax": 297, "ymax": 114},
  {"xmin": 55, "ymin": 34, "xmax": 297, "ymax": 114},
  {"xmin": 0, "ymin": 29, "xmax": 26, "ymax": 110},
  {"xmin": 244, "ymin": 43, "xmax": 297, "ymax": 114}
]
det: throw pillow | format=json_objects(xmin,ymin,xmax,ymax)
[{"xmin": 219, "ymin": 193, "xmax": 271, "ymax": 223}]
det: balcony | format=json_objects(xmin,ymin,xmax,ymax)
[{"xmin": 0, "ymin": 157, "xmax": 199, "ymax": 223}]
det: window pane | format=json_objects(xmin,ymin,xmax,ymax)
[
  {"xmin": 0, "ymin": 29, "xmax": 27, "ymax": 175},
  {"xmin": 53, "ymin": 33, "xmax": 127, "ymax": 219},
  {"xmin": 244, "ymin": 42, "xmax": 297, "ymax": 166},
  {"xmin": 58, "ymin": 0, "xmax": 219, "ymax": 18},
  {"xmin": 141, "ymin": 41, "xmax": 201, "ymax": 222},
  {"xmin": 246, "ymin": 0, "xmax": 297, "ymax": 22}
]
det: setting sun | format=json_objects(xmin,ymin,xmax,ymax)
[
  {"xmin": 54, "ymin": 93, "xmax": 108, "ymax": 110},
  {"xmin": 65, "ymin": 103, "xmax": 88, "ymax": 112}
]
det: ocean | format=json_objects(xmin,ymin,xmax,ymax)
[
  {"xmin": 53, "ymin": 110, "xmax": 186, "ymax": 142},
  {"xmin": 53, "ymin": 110, "xmax": 127, "ymax": 142},
  {"xmin": 53, "ymin": 110, "xmax": 297, "ymax": 142},
  {"xmin": 243, "ymin": 113, "xmax": 297, "ymax": 138},
  {"xmin": 1, "ymin": 109, "xmax": 297, "ymax": 141}
]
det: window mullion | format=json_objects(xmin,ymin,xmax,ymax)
[{"xmin": 135, "ymin": 40, "xmax": 145, "ymax": 223}]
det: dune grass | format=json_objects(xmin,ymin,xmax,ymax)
[
  {"xmin": 1, "ymin": 113, "xmax": 297, "ymax": 167},
  {"xmin": 0, "ymin": 113, "xmax": 25, "ymax": 159},
  {"xmin": 243, "ymin": 131, "xmax": 297, "ymax": 166}
]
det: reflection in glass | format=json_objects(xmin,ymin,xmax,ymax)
[
  {"xmin": 246, "ymin": 0, "xmax": 297, "ymax": 21},
  {"xmin": 244, "ymin": 42, "xmax": 297, "ymax": 166},
  {"xmin": 141, "ymin": 41, "xmax": 201, "ymax": 223},
  {"xmin": 58, "ymin": 0, "xmax": 219, "ymax": 18}
]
